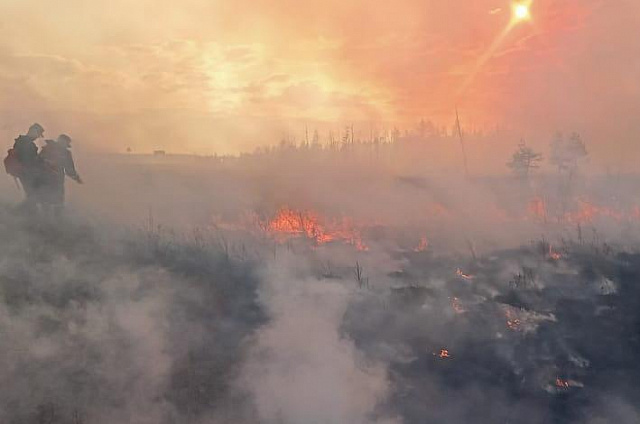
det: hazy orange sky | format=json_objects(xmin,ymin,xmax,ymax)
[{"xmin": 0, "ymin": 0, "xmax": 638, "ymax": 164}]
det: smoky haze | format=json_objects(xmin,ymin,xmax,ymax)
[
  {"xmin": 2, "ymin": 138, "xmax": 640, "ymax": 423},
  {"xmin": 2, "ymin": 0, "xmax": 640, "ymax": 422},
  {"xmin": 0, "ymin": 0, "xmax": 639, "ymax": 168}
]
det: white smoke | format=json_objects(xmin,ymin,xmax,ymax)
[{"xmin": 238, "ymin": 252, "xmax": 398, "ymax": 424}]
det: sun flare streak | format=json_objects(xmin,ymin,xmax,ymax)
[{"xmin": 457, "ymin": 1, "xmax": 533, "ymax": 98}]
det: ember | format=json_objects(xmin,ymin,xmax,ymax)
[
  {"xmin": 548, "ymin": 244, "xmax": 562, "ymax": 260},
  {"xmin": 438, "ymin": 349, "xmax": 450, "ymax": 359},
  {"xmin": 555, "ymin": 378, "xmax": 570, "ymax": 389},
  {"xmin": 456, "ymin": 268, "xmax": 474, "ymax": 281},
  {"xmin": 450, "ymin": 297, "xmax": 465, "ymax": 314},
  {"xmin": 505, "ymin": 309, "xmax": 521, "ymax": 331}
]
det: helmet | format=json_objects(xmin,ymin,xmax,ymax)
[
  {"xmin": 57, "ymin": 134, "xmax": 72, "ymax": 146},
  {"xmin": 27, "ymin": 123, "xmax": 45, "ymax": 139}
]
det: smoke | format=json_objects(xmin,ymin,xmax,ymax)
[
  {"xmin": 2, "ymin": 0, "xmax": 640, "ymax": 421},
  {"xmin": 2, "ymin": 138, "xmax": 640, "ymax": 423},
  {"xmin": 0, "ymin": 206, "xmax": 264, "ymax": 423},
  {"xmin": 237, "ymin": 252, "xmax": 397, "ymax": 424}
]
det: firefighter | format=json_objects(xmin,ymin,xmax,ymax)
[
  {"xmin": 38, "ymin": 134, "xmax": 82, "ymax": 215},
  {"xmin": 10, "ymin": 123, "xmax": 45, "ymax": 209}
]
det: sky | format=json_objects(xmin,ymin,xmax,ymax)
[{"xmin": 0, "ymin": 0, "xmax": 638, "ymax": 165}]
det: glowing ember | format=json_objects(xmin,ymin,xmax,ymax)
[
  {"xmin": 264, "ymin": 207, "xmax": 368, "ymax": 250},
  {"xmin": 438, "ymin": 349, "xmax": 450, "ymax": 359},
  {"xmin": 507, "ymin": 318, "xmax": 521, "ymax": 331},
  {"xmin": 456, "ymin": 268, "xmax": 475, "ymax": 281},
  {"xmin": 413, "ymin": 236, "xmax": 429, "ymax": 252},
  {"xmin": 450, "ymin": 297, "xmax": 465, "ymax": 314},
  {"xmin": 555, "ymin": 378, "xmax": 570, "ymax": 389},
  {"xmin": 548, "ymin": 244, "xmax": 562, "ymax": 260},
  {"xmin": 505, "ymin": 309, "xmax": 522, "ymax": 331}
]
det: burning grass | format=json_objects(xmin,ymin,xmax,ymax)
[{"xmin": 260, "ymin": 206, "xmax": 368, "ymax": 250}]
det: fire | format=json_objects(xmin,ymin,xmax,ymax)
[
  {"xmin": 264, "ymin": 207, "xmax": 368, "ymax": 250},
  {"xmin": 528, "ymin": 197, "xmax": 547, "ymax": 221},
  {"xmin": 413, "ymin": 236, "xmax": 429, "ymax": 252},
  {"xmin": 548, "ymin": 244, "xmax": 562, "ymax": 260},
  {"xmin": 563, "ymin": 201, "xmax": 600, "ymax": 224},
  {"xmin": 555, "ymin": 378, "xmax": 570, "ymax": 389},
  {"xmin": 505, "ymin": 309, "xmax": 521, "ymax": 331},
  {"xmin": 450, "ymin": 297, "xmax": 465, "ymax": 314},
  {"xmin": 524, "ymin": 196, "xmax": 640, "ymax": 225},
  {"xmin": 563, "ymin": 200, "xmax": 626, "ymax": 224},
  {"xmin": 507, "ymin": 318, "xmax": 521, "ymax": 331},
  {"xmin": 437, "ymin": 349, "xmax": 450, "ymax": 359},
  {"xmin": 456, "ymin": 268, "xmax": 475, "ymax": 281}
]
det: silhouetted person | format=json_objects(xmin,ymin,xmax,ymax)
[
  {"xmin": 38, "ymin": 134, "xmax": 82, "ymax": 215},
  {"xmin": 12, "ymin": 123, "xmax": 44, "ymax": 209}
]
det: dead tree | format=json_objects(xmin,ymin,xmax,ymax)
[{"xmin": 354, "ymin": 261, "xmax": 369, "ymax": 289}]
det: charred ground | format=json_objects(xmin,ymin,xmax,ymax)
[
  {"xmin": 0, "ymin": 205, "xmax": 265, "ymax": 424},
  {"xmin": 343, "ymin": 240, "xmax": 640, "ymax": 423},
  {"xmin": 2, "ymin": 152, "xmax": 640, "ymax": 423}
]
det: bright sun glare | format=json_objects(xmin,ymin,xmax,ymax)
[
  {"xmin": 513, "ymin": 4, "xmax": 530, "ymax": 21},
  {"xmin": 513, "ymin": 3, "xmax": 530, "ymax": 21}
]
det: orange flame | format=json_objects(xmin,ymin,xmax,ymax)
[
  {"xmin": 525, "ymin": 197, "xmax": 640, "ymax": 225},
  {"xmin": 555, "ymin": 378, "xmax": 570, "ymax": 389},
  {"xmin": 438, "ymin": 349, "xmax": 450, "ymax": 359},
  {"xmin": 456, "ymin": 268, "xmax": 475, "ymax": 281},
  {"xmin": 548, "ymin": 244, "xmax": 562, "ymax": 260},
  {"xmin": 563, "ymin": 200, "xmax": 626, "ymax": 224},
  {"xmin": 264, "ymin": 207, "xmax": 368, "ymax": 250}
]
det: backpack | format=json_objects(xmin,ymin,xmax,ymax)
[{"xmin": 4, "ymin": 148, "xmax": 23, "ymax": 177}]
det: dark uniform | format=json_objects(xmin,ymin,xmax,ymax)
[
  {"xmin": 12, "ymin": 129, "xmax": 42, "ymax": 207},
  {"xmin": 38, "ymin": 136, "xmax": 81, "ymax": 211}
]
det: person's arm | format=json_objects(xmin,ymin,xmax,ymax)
[{"xmin": 64, "ymin": 151, "xmax": 83, "ymax": 183}]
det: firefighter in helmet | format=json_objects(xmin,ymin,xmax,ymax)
[
  {"xmin": 38, "ymin": 133, "xmax": 82, "ymax": 214},
  {"xmin": 10, "ymin": 123, "xmax": 45, "ymax": 209}
]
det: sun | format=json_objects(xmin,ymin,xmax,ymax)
[{"xmin": 512, "ymin": 3, "xmax": 531, "ymax": 21}]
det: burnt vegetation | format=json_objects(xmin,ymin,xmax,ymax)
[
  {"xmin": 0, "ymin": 204, "xmax": 265, "ymax": 424},
  {"xmin": 342, "ymin": 238, "xmax": 640, "ymax": 423},
  {"xmin": 2, "ymin": 124, "xmax": 640, "ymax": 423}
]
